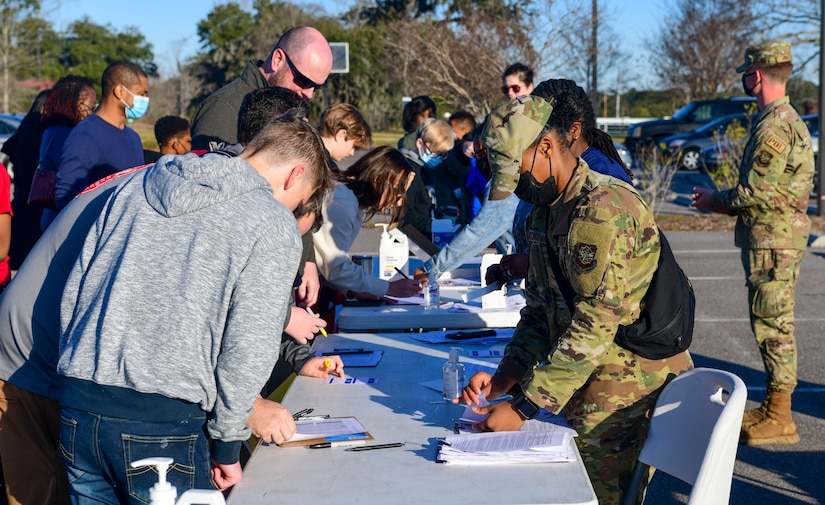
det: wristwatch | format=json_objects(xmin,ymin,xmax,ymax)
[{"xmin": 511, "ymin": 390, "xmax": 541, "ymax": 420}]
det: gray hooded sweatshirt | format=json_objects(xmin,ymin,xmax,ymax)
[{"xmin": 58, "ymin": 153, "xmax": 302, "ymax": 463}]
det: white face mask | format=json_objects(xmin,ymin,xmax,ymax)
[{"xmin": 121, "ymin": 87, "xmax": 150, "ymax": 119}]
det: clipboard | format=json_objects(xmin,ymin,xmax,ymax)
[
  {"xmin": 278, "ymin": 416, "xmax": 374, "ymax": 447},
  {"xmin": 399, "ymin": 224, "xmax": 441, "ymax": 258}
]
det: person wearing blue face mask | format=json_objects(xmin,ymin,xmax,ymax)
[
  {"xmin": 399, "ymin": 118, "xmax": 456, "ymax": 237},
  {"xmin": 54, "ymin": 60, "xmax": 148, "ymax": 211}
]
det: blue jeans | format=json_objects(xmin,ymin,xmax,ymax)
[
  {"xmin": 59, "ymin": 407, "xmax": 214, "ymax": 505},
  {"xmin": 425, "ymin": 189, "xmax": 520, "ymax": 278}
]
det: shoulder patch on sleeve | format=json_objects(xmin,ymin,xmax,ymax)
[
  {"xmin": 755, "ymin": 150, "xmax": 774, "ymax": 168},
  {"xmin": 573, "ymin": 242, "xmax": 598, "ymax": 273},
  {"xmin": 566, "ymin": 220, "xmax": 616, "ymax": 298},
  {"xmin": 764, "ymin": 134, "xmax": 787, "ymax": 154}
]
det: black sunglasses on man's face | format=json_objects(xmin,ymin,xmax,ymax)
[{"xmin": 281, "ymin": 48, "xmax": 325, "ymax": 91}]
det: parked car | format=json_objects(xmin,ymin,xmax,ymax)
[
  {"xmin": 613, "ymin": 141, "xmax": 632, "ymax": 169},
  {"xmin": 0, "ymin": 113, "xmax": 24, "ymax": 179},
  {"xmin": 658, "ymin": 113, "xmax": 752, "ymax": 171},
  {"xmin": 700, "ymin": 115, "xmax": 819, "ymax": 196},
  {"xmin": 625, "ymin": 97, "xmax": 756, "ymax": 154}
]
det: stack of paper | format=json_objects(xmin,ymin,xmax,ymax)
[{"xmin": 437, "ymin": 425, "xmax": 577, "ymax": 464}]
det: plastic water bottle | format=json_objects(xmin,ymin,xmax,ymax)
[
  {"xmin": 442, "ymin": 347, "xmax": 466, "ymax": 401},
  {"xmin": 423, "ymin": 277, "xmax": 440, "ymax": 310}
]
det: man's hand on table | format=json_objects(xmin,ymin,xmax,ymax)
[
  {"xmin": 247, "ymin": 396, "xmax": 297, "ymax": 444},
  {"xmin": 300, "ymin": 355, "xmax": 345, "ymax": 378},
  {"xmin": 485, "ymin": 253, "xmax": 528, "ymax": 285}
]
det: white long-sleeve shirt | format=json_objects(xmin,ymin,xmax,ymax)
[{"xmin": 312, "ymin": 183, "xmax": 389, "ymax": 297}]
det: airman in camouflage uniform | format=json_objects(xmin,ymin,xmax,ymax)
[
  {"xmin": 473, "ymin": 96, "xmax": 693, "ymax": 505},
  {"xmin": 693, "ymin": 41, "xmax": 813, "ymax": 445}
]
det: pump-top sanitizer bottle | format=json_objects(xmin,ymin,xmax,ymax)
[
  {"xmin": 376, "ymin": 223, "xmax": 409, "ymax": 281},
  {"xmin": 131, "ymin": 457, "xmax": 226, "ymax": 505},
  {"xmin": 442, "ymin": 347, "xmax": 466, "ymax": 401}
]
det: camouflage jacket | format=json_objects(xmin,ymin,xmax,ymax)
[
  {"xmin": 710, "ymin": 96, "xmax": 813, "ymax": 250},
  {"xmin": 496, "ymin": 159, "xmax": 661, "ymax": 414}
]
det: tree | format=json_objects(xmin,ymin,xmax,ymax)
[
  {"xmin": 195, "ymin": 2, "xmax": 254, "ymax": 88},
  {"xmin": 59, "ymin": 17, "xmax": 157, "ymax": 83},
  {"xmin": 649, "ymin": 0, "xmax": 761, "ymax": 102},
  {"xmin": 758, "ymin": 0, "xmax": 820, "ymax": 71},
  {"xmin": 377, "ymin": 0, "xmax": 574, "ymax": 119},
  {"xmin": 0, "ymin": 0, "xmax": 40, "ymax": 112}
]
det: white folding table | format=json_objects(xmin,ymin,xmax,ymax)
[{"xmin": 227, "ymin": 331, "xmax": 597, "ymax": 505}]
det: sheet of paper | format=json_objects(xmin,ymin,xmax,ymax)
[
  {"xmin": 437, "ymin": 424, "xmax": 578, "ymax": 464},
  {"xmin": 290, "ymin": 417, "xmax": 367, "ymax": 442},
  {"xmin": 326, "ymin": 377, "xmax": 378, "ymax": 385}
]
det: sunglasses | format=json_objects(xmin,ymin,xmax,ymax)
[
  {"xmin": 501, "ymin": 84, "xmax": 522, "ymax": 95},
  {"xmin": 281, "ymin": 48, "xmax": 325, "ymax": 91}
]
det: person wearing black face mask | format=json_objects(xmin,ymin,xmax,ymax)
[
  {"xmin": 693, "ymin": 40, "xmax": 814, "ymax": 447},
  {"xmin": 456, "ymin": 94, "xmax": 692, "ymax": 505}
]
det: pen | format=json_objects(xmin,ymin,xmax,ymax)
[
  {"xmin": 394, "ymin": 266, "xmax": 409, "ymax": 279},
  {"xmin": 292, "ymin": 408, "xmax": 313, "ymax": 420},
  {"xmin": 321, "ymin": 349, "xmax": 371, "ymax": 355},
  {"xmin": 305, "ymin": 307, "xmax": 327, "ymax": 337},
  {"xmin": 346, "ymin": 442, "xmax": 405, "ymax": 452},
  {"xmin": 308, "ymin": 440, "xmax": 368, "ymax": 449}
]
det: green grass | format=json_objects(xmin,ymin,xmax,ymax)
[{"xmin": 372, "ymin": 130, "xmax": 403, "ymax": 147}]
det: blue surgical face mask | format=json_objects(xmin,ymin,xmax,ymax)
[
  {"xmin": 121, "ymin": 87, "xmax": 150, "ymax": 119},
  {"xmin": 419, "ymin": 148, "xmax": 443, "ymax": 169}
]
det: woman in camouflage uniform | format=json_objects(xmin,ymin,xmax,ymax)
[{"xmin": 459, "ymin": 94, "xmax": 693, "ymax": 505}]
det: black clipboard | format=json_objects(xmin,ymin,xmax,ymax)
[{"xmin": 400, "ymin": 224, "xmax": 441, "ymax": 257}]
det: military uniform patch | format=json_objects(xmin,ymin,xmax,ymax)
[
  {"xmin": 573, "ymin": 242, "xmax": 598, "ymax": 273},
  {"xmin": 764, "ymin": 134, "xmax": 787, "ymax": 154},
  {"xmin": 755, "ymin": 150, "xmax": 773, "ymax": 167}
]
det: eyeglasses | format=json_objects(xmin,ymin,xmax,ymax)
[
  {"xmin": 281, "ymin": 48, "xmax": 325, "ymax": 91},
  {"xmin": 501, "ymin": 84, "xmax": 521, "ymax": 96}
]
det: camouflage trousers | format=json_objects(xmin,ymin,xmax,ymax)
[
  {"xmin": 741, "ymin": 248, "xmax": 804, "ymax": 393},
  {"xmin": 563, "ymin": 347, "xmax": 693, "ymax": 505}
]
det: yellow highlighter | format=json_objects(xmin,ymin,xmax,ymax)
[{"xmin": 305, "ymin": 307, "xmax": 328, "ymax": 337}]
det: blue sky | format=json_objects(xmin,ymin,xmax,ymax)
[{"xmin": 48, "ymin": 0, "xmax": 662, "ymax": 85}]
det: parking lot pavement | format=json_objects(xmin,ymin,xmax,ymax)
[{"xmin": 643, "ymin": 232, "xmax": 825, "ymax": 504}]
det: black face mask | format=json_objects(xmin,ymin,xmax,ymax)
[
  {"xmin": 741, "ymin": 71, "xmax": 759, "ymax": 97},
  {"xmin": 514, "ymin": 165, "xmax": 559, "ymax": 206}
]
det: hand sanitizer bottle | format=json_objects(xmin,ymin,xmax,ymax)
[
  {"xmin": 442, "ymin": 347, "xmax": 465, "ymax": 401},
  {"xmin": 130, "ymin": 457, "xmax": 226, "ymax": 505},
  {"xmin": 423, "ymin": 276, "xmax": 440, "ymax": 310},
  {"xmin": 376, "ymin": 223, "xmax": 408, "ymax": 280}
]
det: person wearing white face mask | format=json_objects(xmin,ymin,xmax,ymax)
[{"xmin": 54, "ymin": 60, "xmax": 149, "ymax": 210}]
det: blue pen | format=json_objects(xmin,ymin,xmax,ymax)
[{"xmin": 325, "ymin": 432, "xmax": 370, "ymax": 442}]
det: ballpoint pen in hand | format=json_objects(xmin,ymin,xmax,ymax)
[
  {"xmin": 305, "ymin": 307, "xmax": 327, "ymax": 337},
  {"xmin": 394, "ymin": 266, "xmax": 410, "ymax": 279}
]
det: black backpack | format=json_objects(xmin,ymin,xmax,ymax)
[{"xmin": 546, "ymin": 228, "xmax": 694, "ymax": 360}]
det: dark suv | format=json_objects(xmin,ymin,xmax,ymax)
[{"xmin": 625, "ymin": 97, "xmax": 757, "ymax": 155}]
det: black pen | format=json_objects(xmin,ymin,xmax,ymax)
[
  {"xmin": 346, "ymin": 442, "xmax": 405, "ymax": 452},
  {"xmin": 321, "ymin": 349, "xmax": 372, "ymax": 355},
  {"xmin": 292, "ymin": 408, "xmax": 313, "ymax": 420},
  {"xmin": 308, "ymin": 440, "xmax": 368, "ymax": 449},
  {"xmin": 394, "ymin": 266, "xmax": 410, "ymax": 279}
]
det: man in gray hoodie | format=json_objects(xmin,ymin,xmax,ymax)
[{"xmin": 56, "ymin": 112, "xmax": 331, "ymax": 501}]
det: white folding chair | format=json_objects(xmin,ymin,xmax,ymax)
[{"xmin": 621, "ymin": 367, "xmax": 747, "ymax": 505}]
